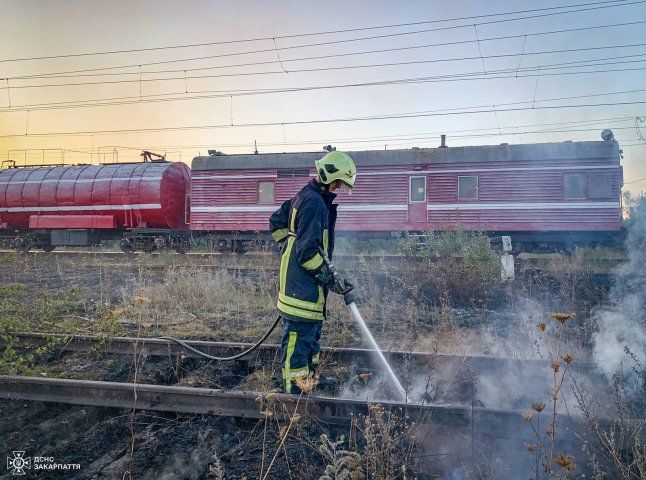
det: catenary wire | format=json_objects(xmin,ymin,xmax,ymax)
[
  {"xmin": 59, "ymin": 115, "xmax": 634, "ymax": 152},
  {"xmin": 2, "ymin": 61, "xmax": 646, "ymax": 113},
  {"xmin": 7, "ymin": 125, "xmax": 638, "ymax": 164},
  {"xmin": 6, "ymin": 121, "xmax": 641, "ymax": 162},
  {"xmin": 144, "ymin": 116, "xmax": 643, "ymax": 149},
  {"xmin": 1, "ymin": 101, "xmax": 644, "ymax": 138},
  {"xmin": 6, "ymin": 43, "xmax": 646, "ymax": 89},
  {"xmin": 142, "ymin": 64, "xmax": 646, "ymax": 97},
  {"xmin": 624, "ymin": 176, "xmax": 646, "ymax": 184},
  {"xmin": 2, "ymin": 85, "xmax": 642, "ymax": 117},
  {"xmin": 10, "ymin": 24, "xmax": 646, "ymax": 81},
  {"xmin": 0, "ymin": 0, "xmax": 636, "ymax": 65}
]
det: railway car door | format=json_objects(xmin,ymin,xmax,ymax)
[{"xmin": 408, "ymin": 175, "xmax": 428, "ymax": 223}]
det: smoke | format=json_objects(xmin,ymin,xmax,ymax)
[
  {"xmin": 332, "ymin": 194, "xmax": 645, "ymax": 475},
  {"xmin": 140, "ymin": 429, "xmax": 222, "ymax": 480},
  {"xmin": 592, "ymin": 194, "xmax": 646, "ymax": 397},
  {"xmin": 592, "ymin": 305, "xmax": 645, "ymax": 395}
]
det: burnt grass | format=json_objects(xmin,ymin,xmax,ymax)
[
  {"xmin": 0, "ymin": 398, "xmax": 323, "ymax": 480},
  {"xmin": 0, "ymin": 350, "xmax": 332, "ymax": 479}
]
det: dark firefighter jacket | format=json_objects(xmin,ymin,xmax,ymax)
[{"xmin": 269, "ymin": 179, "xmax": 338, "ymax": 322}]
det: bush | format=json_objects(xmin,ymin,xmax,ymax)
[{"xmin": 398, "ymin": 224, "xmax": 500, "ymax": 307}]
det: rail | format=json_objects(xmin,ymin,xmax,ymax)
[
  {"xmin": 7, "ymin": 332, "xmax": 597, "ymax": 374},
  {"xmin": 0, "ymin": 374, "xmax": 563, "ymax": 434}
]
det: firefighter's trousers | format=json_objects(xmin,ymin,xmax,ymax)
[{"xmin": 280, "ymin": 317, "xmax": 322, "ymax": 394}]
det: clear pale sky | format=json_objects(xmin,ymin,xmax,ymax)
[{"xmin": 1, "ymin": 0, "xmax": 645, "ymax": 192}]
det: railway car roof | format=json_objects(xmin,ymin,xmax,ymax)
[{"xmin": 191, "ymin": 140, "xmax": 619, "ymax": 171}]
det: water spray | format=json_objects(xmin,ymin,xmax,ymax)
[{"xmin": 319, "ymin": 249, "xmax": 407, "ymax": 401}]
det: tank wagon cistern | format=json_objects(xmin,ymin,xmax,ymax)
[{"xmin": 0, "ymin": 153, "xmax": 191, "ymax": 253}]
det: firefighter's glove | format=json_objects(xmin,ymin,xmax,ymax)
[
  {"xmin": 330, "ymin": 278, "xmax": 354, "ymax": 295},
  {"xmin": 314, "ymin": 264, "xmax": 335, "ymax": 288},
  {"xmin": 342, "ymin": 279, "xmax": 354, "ymax": 294}
]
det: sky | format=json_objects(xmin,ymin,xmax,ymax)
[{"xmin": 1, "ymin": 0, "xmax": 645, "ymax": 193}]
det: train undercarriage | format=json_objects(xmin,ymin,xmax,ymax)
[
  {"xmin": 192, "ymin": 231, "xmax": 277, "ymax": 254},
  {"xmin": 120, "ymin": 229, "xmax": 192, "ymax": 254},
  {"xmin": 0, "ymin": 228, "xmax": 193, "ymax": 254}
]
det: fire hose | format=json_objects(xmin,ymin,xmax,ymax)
[{"xmin": 159, "ymin": 315, "xmax": 281, "ymax": 361}]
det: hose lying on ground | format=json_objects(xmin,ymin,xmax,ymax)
[{"xmin": 158, "ymin": 315, "xmax": 281, "ymax": 361}]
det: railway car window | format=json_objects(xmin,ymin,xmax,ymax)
[
  {"xmin": 458, "ymin": 176, "xmax": 478, "ymax": 199},
  {"xmin": 564, "ymin": 173, "xmax": 586, "ymax": 199},
  {"xmin": 259, "ymin": 181, "xmax": 275, "ymax": 203},
  {"xmin": 277, "ymin": 169, "xmax": 310, "ymax": 178},
  {"xmin": 409, "ymin": 176, "xmax": 426, "ymax": 202},
  {"xmin": 588, "ymin": 173, "xmax": 613, "ymax": 199}
]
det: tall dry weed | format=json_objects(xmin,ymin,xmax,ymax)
[{"xmin": 349, "ymin": 404, "xmax": 417, "ymax": 479}]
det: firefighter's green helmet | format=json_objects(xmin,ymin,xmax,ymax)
[{"xmin": 315, "ymin": 151, "xmax": 357, "ymax": 194}]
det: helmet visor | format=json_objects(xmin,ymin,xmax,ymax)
[{"xmin": 339, "ymin": 180, "xmax": 353, "ymax": 195}]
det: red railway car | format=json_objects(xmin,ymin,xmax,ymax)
[
  {"xmin": 190, "ymin": 137, "xmax": 623, "ymax": 251},
  {"xmin": 0, "ymin": 161, "xmax": 191, "ymax": 252}
]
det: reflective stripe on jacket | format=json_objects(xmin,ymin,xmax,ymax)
[{"xmin": 269, "ymin": 179, "xmax": 337, "ymax": 322}]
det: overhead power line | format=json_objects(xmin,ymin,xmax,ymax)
[
  {"xmin": 47, "ymin": 125, "xmax": 639, "ymax": 155},
  {"xmin": 27, "ymin": 115, "xmax": 636, "ymax": 151},
  {"xmin": 12, "ymin": 20, "xmax": 646, "ymax": 81},
  {"xmin": 1, "ymin": 101, "xmax": 644, "ymax": 138},
  {"xmin": 625, "ymin": 176, "xmax": 646, "ymax": 184},
  {"xmin": 10, "ymin": 16, "xmax": 646, "ymax": 80},
  {"xmin": 5, "ymin": 116, "xmax": 639, "ymax": 164},
  {"xmin": 2, "ymin": 59, "xmax": 646, "ymax": 113},
  {"xmin": 3, "ymin": 125, "xmax": 635, "ymax": 161},
  {"xmin": 130, "ymin": 64, "xmax": 646, "ymax": 98},
  {"xmin": 0, "ymin": 0, "xmax": 636, "ymax": 65},
  {"xmin": 6, "ymin": 43, "xmax": 646, "ymax": 90},
  {"xmin": 51, "ymin": 115, "xmax": 624, "ymax": 153},
  {"xmin": 1, "ymin": 86, "xmax": 643, "ymax": 126}
]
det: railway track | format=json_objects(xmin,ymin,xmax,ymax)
[
  {"xmin": 2, "ymin": 373, "xmax": 606, "ymax": 478},
  {"xmin": 0, "ymin": 374, "xmax": 562, "ymax": 441},
  {"xmin": 6, "ymin": 332, "xmax": 597, "ymax": 379},
  {"xmin": 4, "ymin": 332, "xmax": 600, "ymax": 411},
  {"xmin": 2, "ymin": 334, "xmax": 639, "ymax": 477},
  {"xmin": 0, "ymin": 365, "xmax": 630, "ymax": 444}
]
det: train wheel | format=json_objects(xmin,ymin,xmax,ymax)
[
  {"xmin": 120, "ymin": 238, "xmax": 135, "ymax": 253},
  {"xmin": 42, "ymin": 244, "xmax": 55, "ymax": 253},
  {"xmin": 216, "ymin": 239, "xmax": 230, "ymax": 253},
  {"xmin": 13, "ymin": 235, "xmax": 32, "ymax": 254},
  {"xmin": 232, "ymin": 241, "xmax": 247, "ymax": 254},
  {"xmin": 152, "ymin": 236, "xmax": 166, "ymax": 252},
  {"xmin": 174, "ymin": 240, "xmax": 191, "ymax": 254}
]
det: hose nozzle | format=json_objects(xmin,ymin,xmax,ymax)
[{"xmin": 318, "ymin": 248, "xmax": 355, "ymax": 304}]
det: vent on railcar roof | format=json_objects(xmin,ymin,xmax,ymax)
[{"xmin": 277, "ymin": 169, "xmax": 310, "ymax": 178}]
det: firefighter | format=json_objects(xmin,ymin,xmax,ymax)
[{"xmin": 269, "ymin": 151, "xmax": 356, "ymax": 394}]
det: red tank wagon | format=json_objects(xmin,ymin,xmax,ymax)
[
  {"xmin": 0, "ymin": 161, "xmax": 191, "ymax": 253},
  {"xmin": 190, "ymin": 138, "xmax": 622, "ymax": 252}
]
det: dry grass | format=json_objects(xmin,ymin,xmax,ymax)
[
  {"xmin": 573, "ymin": 362, "xmax": 646, "ymax": 479},
  {"xmin": 130, "ymin": 266, "xmax": 274, "ymax": 319},
  {"xmin": 113, "ymin": 266, "xmax": 279, "ymax": 340},
  {"xmin": 237, "ymin": 368, "xmax": 276, "ymax": 393},
  {"xmin": 349, "ymin": 404, "xmax": 417, "ymax": 479}
]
